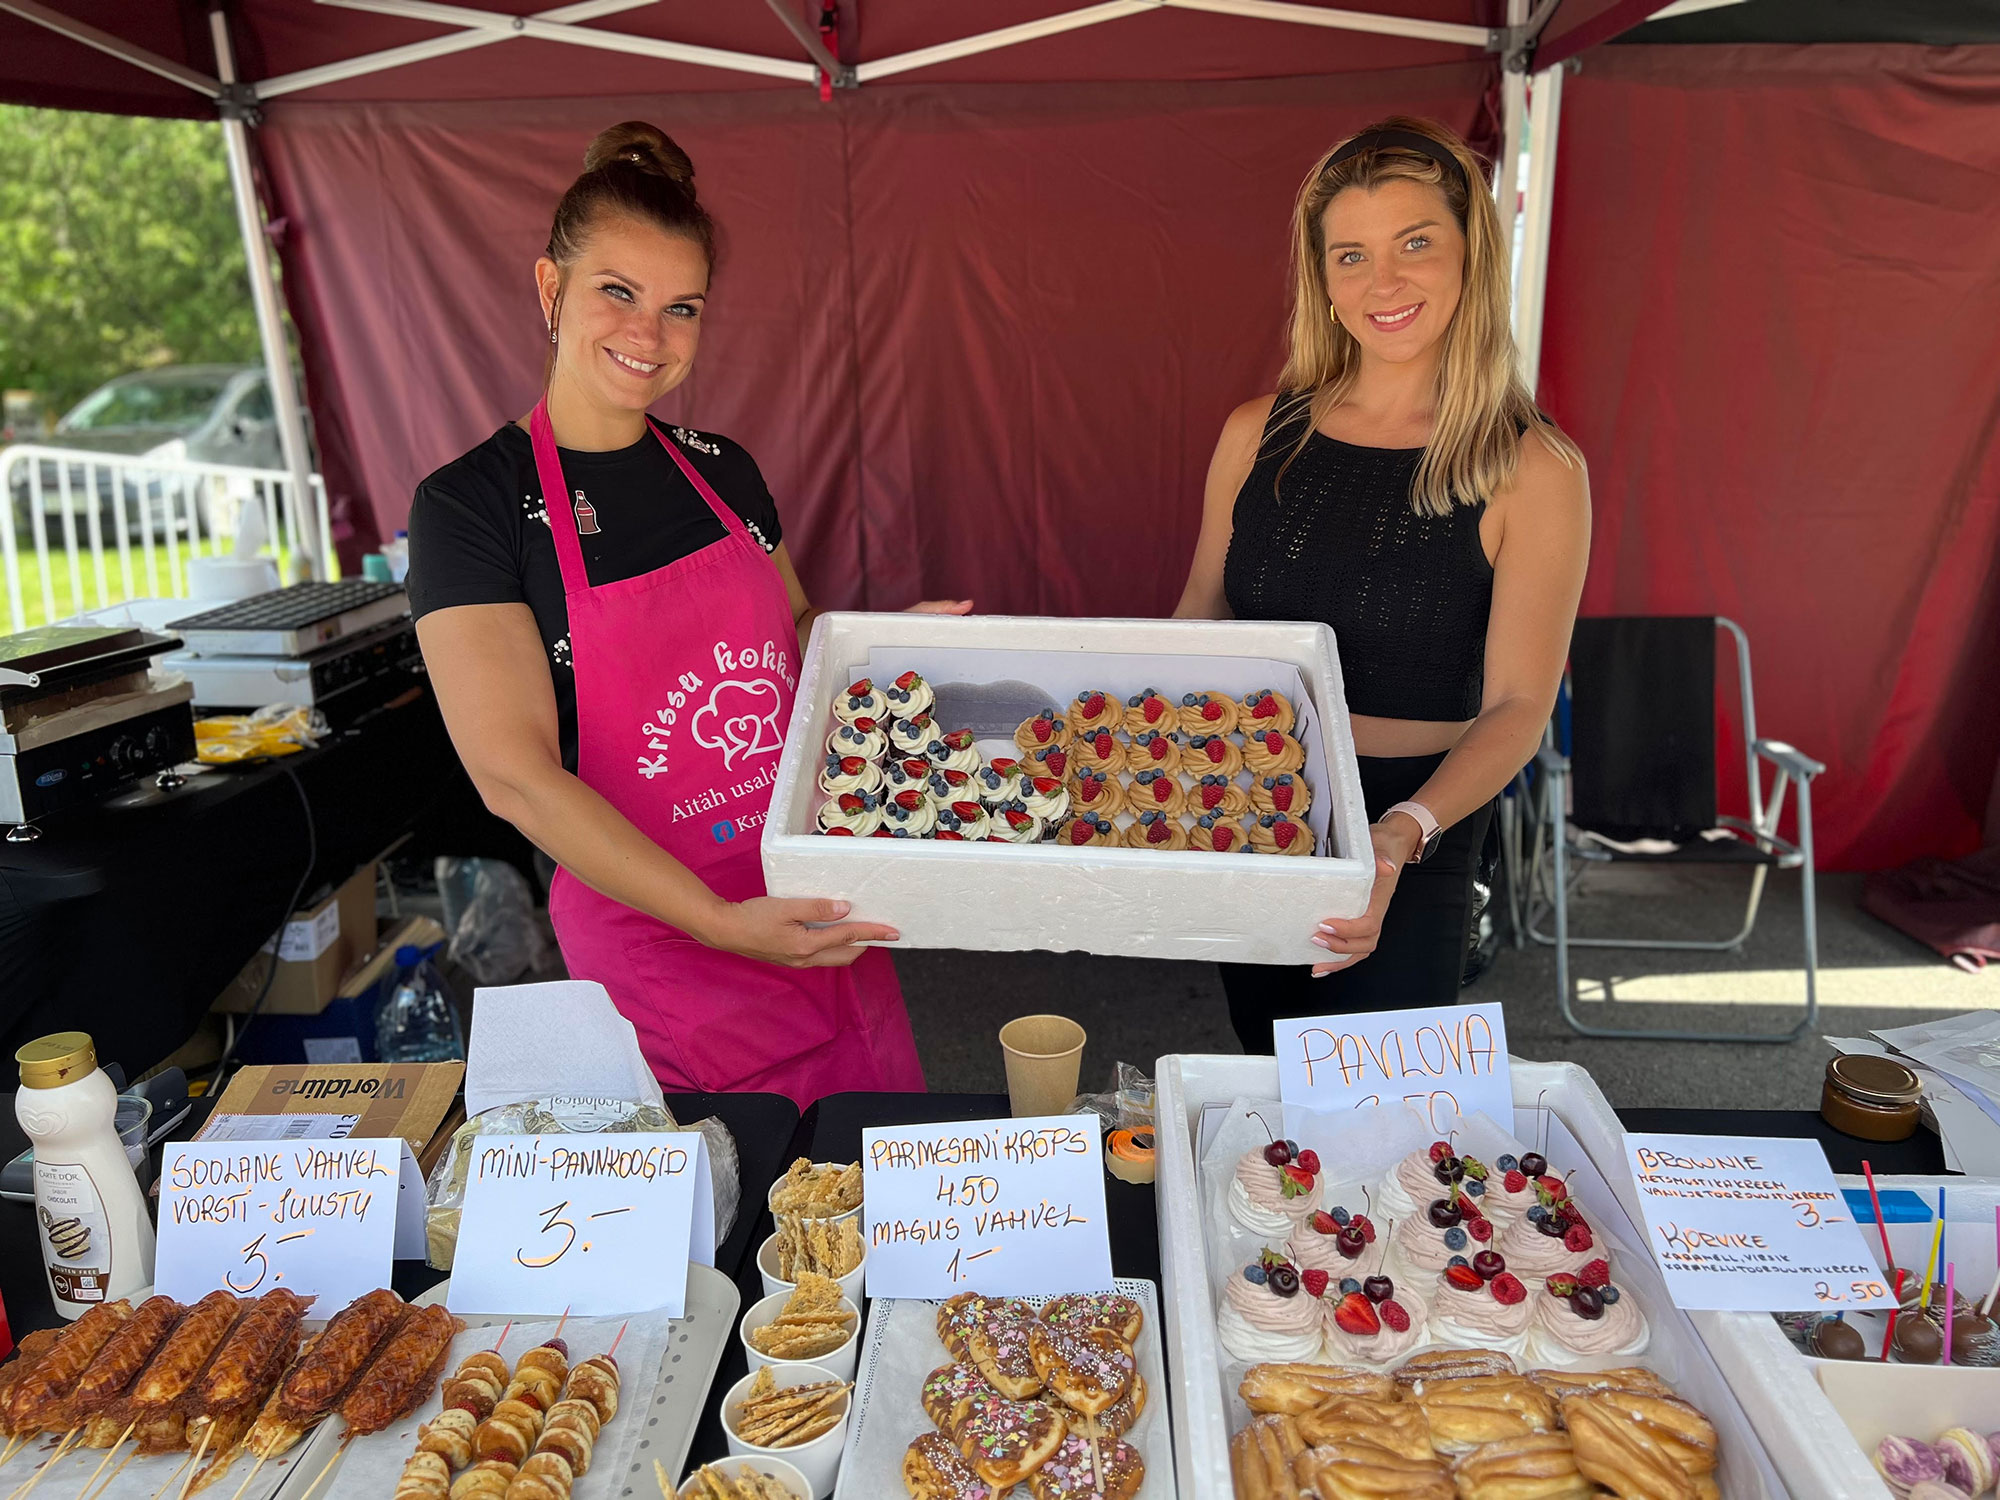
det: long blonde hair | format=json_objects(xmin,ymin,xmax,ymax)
[{"xmin": 1276, "ymin": 116, "xmax": 1580, "ymax": 516}]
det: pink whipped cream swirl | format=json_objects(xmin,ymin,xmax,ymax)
[
  {"xmin": 1433, "ymin": 1278, "xmax": 1536, "ymax": 1341},
  {"xmin": 1322, "ymin": 1290, "xmax": 1431, "ymax": 1364},
  {"xmin": 1533, "ymin": 1286, "xmax": 1646, "ymax": 1356},
  {"xmin": 1222, "ymin": 1273, "xmax": 1323, "ymax": 1339},
  {"xmin": 1497, "ymin": 1216, "xmax": 1597, "ymax": 1278},
  {"xmin": 1235, "ymin": 1151, "xmax": 1321, "ymax": 1220},
  {"xmin": 1287, "ymin": 1222, "xmax": 1353, "ymax": 1273},
  {"xmin": 1391, "ymin": 1212, "xmax": 1461, "ymax": 1272}
]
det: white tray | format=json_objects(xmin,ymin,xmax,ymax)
[
  {"xmin": 1156, "ymin": 1055, "xmax": 1788, "ymax": 1500},
  {"xmin": 762, "ymin": 612, "xmax": 1375, "ymax": 965},
  {"xmin": 285, "ymin": 1266, "xmax": 738, "ymax": 1500},
  {"xmin": 833, "ymin": 1277, "xmax": 1177, "ymax": 1499}
]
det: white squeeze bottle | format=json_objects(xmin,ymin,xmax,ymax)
[{"xmin": 15, "ymin": 1032, "xmax": 154, "ymax": 1317}]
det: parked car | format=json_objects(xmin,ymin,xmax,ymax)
[{"xmin": 7, "ymin": 365, "xmax": 312, "ymax": 542}]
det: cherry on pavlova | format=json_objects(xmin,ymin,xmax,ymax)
[
  {"xmin": 1218, "ymin": 1249, "xmax": 1326, "ymax": 1364},
  {"xmin": 1320, "ymin": 1260, "xmax": 1430, "ymax": 1367},
  {"xmin": 1379, "ymin": 1138, "xmax": 1496, "ymax": 1221},
  {"xmin": 1431, "ymin": 1250, "xmax": 1534, "ymax": 1356},
  {"xmin": 1529, "ymin": 1259, "xmax": 1648, "ymax": 1364},
  {"xmin": 1479, "ymin": 1150, "xmax": 1546, "ymax": 1225},
  {"xmin": 1388, "ymin": 1179, "xmax": 1493, "ymax": 1277},
  {"xmin": 1494, "ymin": 1175, "xmax": 1599, "ymax": 1280},
  {"xmin": 1227, "ymin": 1128, "xmax": 1323, "ymax": 1236}
]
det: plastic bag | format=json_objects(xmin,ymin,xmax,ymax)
[
  {"xmin": 194, "ymin": 704, "xmax": 328, "ymax": 763},
  {"xmin": 423, "ymin": 1095, "xmax": 741, "ymax": 1270},
  {"xmin": 1071, "ymin": 1062, "xmax": 1156, "ymax": 1131},
  {"xmin": 436, "ymin": 856, "xmax": 550, "ymax": 986}
]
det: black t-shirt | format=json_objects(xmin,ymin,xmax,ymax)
[{"xmin": 407, "ymin": 421, "xmax": 783, "ymax": 771}]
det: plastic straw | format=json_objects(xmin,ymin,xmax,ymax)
[
  {"xmin": 1920, "ymin": 1218, "xmax": 1945, "ymax": 1309},
  {"xmin": 1883, "ymin": 1268, "xmax": 1907, "ymax": 1362},
  {"xmin": 1944, "ymin": 1262, "xmax": 1955, "ymax": 1366},
  {"xmin": 1861, "ymin": 1160, "xmax": 1898, "ymax": 1281}
]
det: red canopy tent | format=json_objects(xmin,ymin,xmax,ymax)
[{"xmin": 1, "ymin": 0, "xmax": 1994, "ymax": 870}]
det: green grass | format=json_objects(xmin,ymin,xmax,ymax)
[{"xmin": 3, "ymin": 541, "xmax": 309, "ymax": 631}]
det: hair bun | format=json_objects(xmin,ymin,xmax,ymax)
[{"xmin": 583, "ymin": 121, "xmax": 695, "ymax": 187}]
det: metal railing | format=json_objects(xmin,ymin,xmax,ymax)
[{"xmin": 1, "ymin": 443, "xmax": 335, "ymax": 634}]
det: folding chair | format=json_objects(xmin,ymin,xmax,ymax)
[{"xmin": 1526, "ymin": 616, "xmax": 1824, "ymax": 1043}]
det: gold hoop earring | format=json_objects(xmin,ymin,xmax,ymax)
[{"xmin": 1328, "ymin": 304, "xmax": 1340, "ymax": 328}]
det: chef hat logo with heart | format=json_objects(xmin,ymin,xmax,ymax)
[{"xmin": 689, "ymin": 677, "xmax": 785, "ymax": 769}]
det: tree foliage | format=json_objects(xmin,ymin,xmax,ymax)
[{"xmin": 0, "ymin": 105, "xmax": 259, "ymax": 425}]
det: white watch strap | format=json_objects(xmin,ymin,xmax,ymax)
[{"xmin": 1383, "ymin": 800, "xmax": 1441, "ymax": 861}]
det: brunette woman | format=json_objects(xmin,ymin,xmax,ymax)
[
  {"xmin": 409, "ymin": 122, "xmax": 963, "ymax": 1101},
  {"xmin": 1174, "ymin": 117, "xmax": 1590, "ymax": 1050}
]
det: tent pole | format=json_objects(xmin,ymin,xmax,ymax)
[
  {"xmin": 210, "ymin": 9, "xmax": 323, "ymax": 580},
  {"xmin": 1494, "ymin": 0, "xmax": 1528, "ymax": 267},
  {"xmin": 0, "ymin": 0, "xmax": 218, "ymax": 94},
  {"xmin": 1513, "ymin": 60, "xmax": 1563, "ymax": 392}
]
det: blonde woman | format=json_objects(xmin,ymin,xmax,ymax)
[{"xmin": 1173, "ymin": 118, "xmax": 1590, "ymax": 1048}]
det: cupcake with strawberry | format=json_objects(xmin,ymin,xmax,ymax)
[
  {"xmin": 831, "ymin": 677, "xmax": 888, "ymax": 726},
  {"xmin": 881, "ymin": 668, "xmax": 934, "ymax": 721},
  {"xmin": 1071, "ymin": 724, "xmax": 1127, "ymax": 777},
  {"xmin": 1243, "ymin": 728, "xmax": 1307, "ymax": 779},
  {"xmin": 1218, "ymin": 1250, "xmax": 1326, "ymax": 1364},
  {"xmin": 1188, "ymin": 772, "xmax": 1250, "ymax": 820},
  {"xmin": 1022, "ymin": 742, "xmax": 1071, "ymax": 782},
  {"xmin": 1431, "ymin": 1251, "xmax": 1535, "ymax": 1356},
  {"xmin": 1248, "ymin": 812, "xmax": 1312, "ymax": 856},
  {"xmin": 1122, "ymin": 810, "xmax": 1188, "ymax": 850},
  {"xmin": 1014, "ymin": 707, "xmax": 1071, "ymax": 755},
  {"xmin": 1068, "ymin": 689, "xmax": 1124, "ymax": 736},
  {"xmin": 1176, "ymin": 690, "xmax": 1240, "ymax": 737},
  {"xmin": 932, "ymin": 799, "xmax": 992, "ymax": 842},
  {"xmin": 926, "ymin": 728, "xmax": 982, "ymax": 775},
  {"xmin": 1070, "ymin": 767, "xmax": 1127, "ymax": 819},
  {"xmin": 1494, "ymin": 1178, "xmax": 1600, "ymax": 1280},
  {"xmin": 879, "ymin": 786, "xmax": 938, "ymax": 837},
  {"xmin": 1388, "ymin": 1180, "xmax": 1496, "ymax": 1279},
  {"xmin": 888, "ymin": 711, "xmax": 940, "ymax": 757},
  {"xmin": 826, "ymin": 719, "xmax": 887, "ymax": 762},
  {"xmin": 818, "ymin": 750, "xmax": 885, "ymax": 799},
  {"xmin": 1227, "ymin": 1132, "xmax": 1323, "ymax": 1237},
  {"xmin": 1126, "ymin": 768, "xmax": 1186, "ymax": 818},
  {"xmin": 926, "ymin": 767, "xmax": 975, "ymax": 804},
  {"xmin": 1123, "ymin": 688, "xmax": 1177, "ymax": 736},
  {"xmin": 1529, "ymin": 1260, "xmax": 1648, "ymax": 1364},
  {"xmin": 973, "ymin": 759, "xmax": 1024, "ymax": 807},
  {"xmin": 816, "ymin": 790, "xmax": 882, "ymax": 836},
  {"xmin": 1020, "ymin": 774, "xmax": 1071, "ymax": 825},
  {"xmin": 986, "ymin": 801, "xmax": 1046, "ymax": 844}
]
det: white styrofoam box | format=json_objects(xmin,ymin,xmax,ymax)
[
  {"xmin": 762, "ymin": 613, "xmax": 1372, "ymax": 964},
  {"xmin": 1155, "ymin": 1054, "xmax": 1787, "ymax": 1500},
  {"xmin": 1683, "ymin": 1173, "xmax": 2000, "ymax": 1499}
]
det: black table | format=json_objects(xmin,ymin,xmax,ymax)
[
  {"xmin": 0, "ymin": 688, "xmax": 530, "ymax": 1073},
  {"xmin": 0, "ymin": 1089, "xmax": 798, "ymax": 1344}
]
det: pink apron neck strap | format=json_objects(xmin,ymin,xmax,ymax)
[{"xmin": 529, "ymin": 399, "xmax": 751, "ymax": 597}]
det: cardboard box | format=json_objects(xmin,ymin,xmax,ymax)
[
  {"xmin": 762, "ymin": 613, "xmax": 1373, "ymax": 964},
  {"xmin": 214, "ymin": 862, "xmax": 379, "ymax": 1015},
  {"xmin": 231, "ymin": 916, "xmax": 451, "ymax": 1067},
  {"xmin": 198, "ymin": 1060, "xmax": 463, "ymax": 1156}
]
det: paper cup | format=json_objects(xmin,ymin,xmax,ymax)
[
  {"xmin": 757, "ymin": 1232, "xmax": 867, "ymax": 1305},
  {"xmin": 999, "ymin": 1014, "xmax": 1087, "ymax": 1118},
  {"xmin": 767, "ymin": 1165, "xmax": 863, "ymax": 1222},
  {"xmin": 721, "ymin": 1362, "xmax": 851, "ymax": 1499},
  {"xmin": 679, "ymin": 1455, "xmax": 811, "ymax": 1499},
  {"xmin": 739, "ymin": 1289, "xmax": 861, "ymax": 1380}
]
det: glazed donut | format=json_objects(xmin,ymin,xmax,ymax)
[
  {"xmin": 1124, "ymin": 768, "xmax": 1186, "ymax": 817},
  {"xmin": 1248, "ymin": 812, "xmax": 1313, "ymax": 855},
  {"xmin": 1183, "ymin": 732, "xmax": 1244, "ymax": 777},
  {"xmin": 1242, "ymin": 730, "xmax": 1306, "ymax": 778},
  {"xmin": 1248, "ymin": 771, "xmax": 1313, "ymax": 819},
  {"xmin": 1176, "ymin": 690, "xmax": 1241, "ymax": 737},
  {"xmin": 1122, "ymin": 811, "xmax": 1189, "ymax": 850},
  {"xmin": 1239, "ymin": 689, "xmax": 1296, "ymax": 735}
]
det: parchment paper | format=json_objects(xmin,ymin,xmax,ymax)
[
  {"xmin": 834, "ymin": 1283, "xmax": 1176, "ymax": 1499},
  {"xmin": 0, "ymin": 1418, "xmax": 298, "ymax": 1500}
]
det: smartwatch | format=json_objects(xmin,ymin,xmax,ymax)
[{"xmin": 1383, "ymin": 800, "xmax": 1443, "ymax": 863}]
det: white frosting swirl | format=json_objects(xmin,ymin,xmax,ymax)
[
  {"xmin": 888, "ymin": 713, "xmax": 937, "ymax": 755},
  {"xmin": 816, "ymin": 792, "xmax": 881, "ymax": 835},
  {"xmin": 818, "ymin": 753, "xmax": 884, "ymax": 798},
  {"xmin": 973, "ymin": 762, "xmax": 1023, "ymax": 807},
  {"xmin": 1527, "ymin": 1285, "xmax": 1648, "ymax": 1364},
  {"xmin": 1021, "ymin": 777, "xmax": 1070, "ymax": 822},
  {"xmin": 925, "ymin": 733, "xmax": 981, "ymax": 774},
  {"xmin": 831, "ymin": 680, "xmax": 887, "ymax": 725},
  {"xmin": 1217, "ymin": 1275, "xmax": 1325, "ymax": 1363},
  {"xmin": 881, "ymin": 673, "xmax": 934, "ymax": 720},
  {"xmin": 987, "ymin": 804, "xmax": 1045, "ymax": 843},
  {"xmin": 934, "ymin": 799, "xmax": 991, "ymax": 841},
  {"xmin": 826, "ymin": 722, "xmax": 887, "ymax": 761},
  {"xmin": 879, "ymin": 796, "xmax": 937, "ymax": 837},
  {"xmin": 1230, "ymin": 1150, "xmax": 1322, "ymax": 1232},
  {"xmin": 1430, "ymin": 1275, "xmax": 1535, "ymax": 1355}
]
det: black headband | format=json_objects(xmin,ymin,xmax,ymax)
[{"xmin": 1327, "ymin": 129, "xmax": 1469, "ymax": 193}]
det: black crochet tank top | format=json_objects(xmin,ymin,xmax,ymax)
[{"xmin": 1223, "ymin": 396, "xmax": 1493, "ymax": 722}]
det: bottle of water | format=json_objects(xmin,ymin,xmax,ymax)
[{"xmin": 375, "ymin": 945, "xmax": 463, "ymax": 1063}]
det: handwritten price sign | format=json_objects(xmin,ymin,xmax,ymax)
[
  {"xmin": 1276, "ymin": 1002, "xmax": 1512, "ymax": 1132},
  {"xmin": 447, "ymin": 1134, "xmax": 714, "ymax": 1316},
  {"xmin": 1622, "ymin": 1133, "xmax": 1895, "ymax": 1311},
  {"xmin": 155, "ymin": 1140, "xmax": 399, "ymax": 1305},
  {"xmin": 862, "ymin": 1115, "xmax": 1112, "ymax": 1299}
]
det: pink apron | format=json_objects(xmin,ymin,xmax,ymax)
[{"xmin": 530, "ymin": 401, "xmax": 923, "ymax": 1105}]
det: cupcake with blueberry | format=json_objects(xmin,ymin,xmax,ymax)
[
  {"xmin": 1218, "ymin": 1249, "xmax": 1325, "ymax": 1364},
  {"xmin": 926, "ymin": 767, "xmax": 975, "ymax": 803},
  {"xmin": 1070, "ymin": 767, "xmax": 1127, "ymax": 819},
  {"xmin": 816, "ymin": 790, "xmax": 882, "ymax": 836},
  {"xmin": 1239, "ymin": 688, "xmax": 1296, "ymax": 735},
  {"xmin": 831, "ymin": 677, "xmax": 888, "ymax": 726},
  {"xmin": 1529, "ymin": 1259, "xmax": 1648, "ymax": 1364},
  {"xmin": 1022, "ymin": 742, "xmax": 1071, "ymax": 782},
  {"xmin": 1014, "ymin": 707, "xmax": 1070, "ymax": 754},
  {"xmin": 1020, "ymin": 774, "xmax": 1071, "ymax": 826},
  {"xmin": 879, "ymin": 787, "xmax": 938, "ymax": 837},
  {"xmin": 1188, "ymin": 772, "xmax": 1250, "ymax": 820},
  {"xmin": 1126, "ymin": 768, "xmax": 1186, "ymax": 818},
  {"xmin": 986, "ymin": 800, "xmax": 1046, "ymax": 844},
  {"xmin": 880, "ymin": 669, "xmax": 933, "ymax": 721},
  {"xmin": 1062, "ymin": 813, "xmax": 1119, "ymax": 848},
  {"xmin": 1431, "ymin": 1252, "xmax": 1534, "ymax": 1356},
  {"xmin": 1388, "ymin": 1180, "xmax": 1495, "ymax": 1280},
  {"xmin": 1128, "ymin": 728, "xmax": 1184, "ymax": 777},
  {"xmin": 888, "ymin": 711, "xmax": 939, "ymax": 757},
  {"xmin": 1071, "ymin": 725, "xmax": 1127, "ymax": 777},
  {"xmin": 1188, "ymin": 812, "xmax": 1248, "ymax": 853},
  {"xmin": 1247, "ymin": 771, "xmax": 1312, "ymax": 820},
  {"xmin": 932, "ymin": 799, "xmax": 991, "ymax": 842},
  {"xmin": 1494, "ymin": 1179, "xmax": 1600, "ymax": 1280},
  {"xmin": 1227, "ymin": 1133, "xmax": 1322, "ymax": 1237},
  {"xmin": 818, "ymin": 750, "xmax": 885, "ymax": 799},
  {"xmin": 1183, "ymin": 732, "xmax": 1244, "ymax": 779},
  {"xmin": 926, "ymin": 728, "xmax": 982, "ymax": 775},
  {"xmin": 1122, "ymin": 810, "xmax": 1188, "ymax": 849},
  {"xmin": 826, "ymin": 719, "xmax": 887, "ymax": 762},
  {"xmin": 974, "ymin": 759, "xmax": 1024, "ymax": 808}
]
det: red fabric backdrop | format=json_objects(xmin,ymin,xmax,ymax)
[
  {"xmin": 257, "ymin": 66, "xmax": 1494, "ymax": 608},
  {"xmin": 1540, "ymin": 44, "xmax": 2000, "ymax": 870}
]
